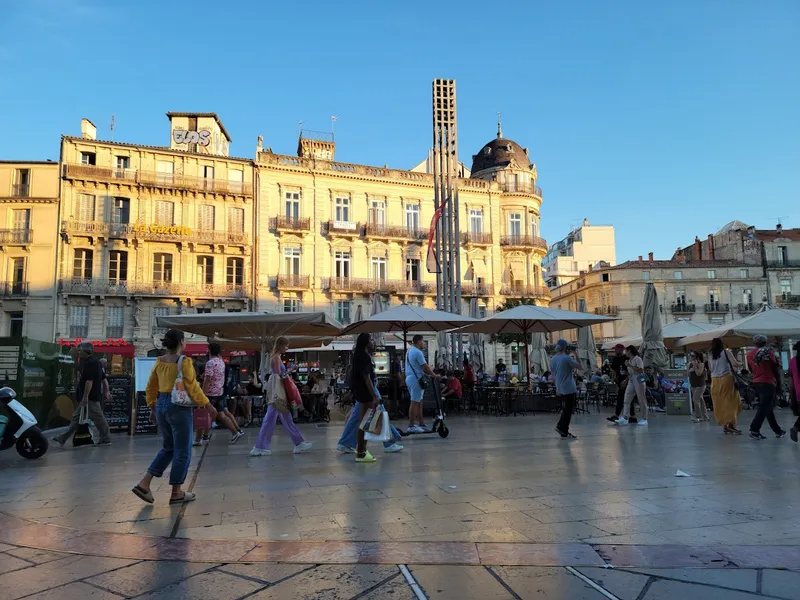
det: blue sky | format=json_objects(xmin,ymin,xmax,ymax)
[{"xmin": 2, "ymin": 0, "xmax": 798, "ymax": 262}]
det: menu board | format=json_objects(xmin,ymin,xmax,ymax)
[
  {"xmin": 134, "ymin": 391, "xmax": 158, "ymax": 435},
  {"xmin": 104, "ymin": 375, "xmax": 132, "ymax": 434},
  {"xmin": 0, "ymin": 345, "xmax": 20, "ymax": 382}
]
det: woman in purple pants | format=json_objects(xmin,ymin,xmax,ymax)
[{"xmin": 249, "ymin": 337, "xmax": 312, "ymax": 456}]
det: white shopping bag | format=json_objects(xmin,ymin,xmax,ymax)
[
  {"xmin": 78, "ymin": 403, "xmax": 90, "ymax": 425},
  {"xmin": 364, "ymin": 406, "xmax": 392, "ymax": 442}
]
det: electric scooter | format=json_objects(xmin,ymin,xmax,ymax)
[
  {"xmin": 402, "ymin": 377, "xmax": 449, "ymax": 438},
  {"xmin": 0, "ymin": 386, "xmax": 49, "ymax": 459}
]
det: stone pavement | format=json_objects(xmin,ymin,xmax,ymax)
[{"xmin": 1, "ymin": 410, "xmax": 800, "ymax": 598}]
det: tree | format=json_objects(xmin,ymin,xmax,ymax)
[{"xmin": 491, "ymin": 297, "xmax": 539, "ymax": 347}]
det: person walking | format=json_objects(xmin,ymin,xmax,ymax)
[
  {"xmin": 689, "ymin": 350, "xmax": 710, "ymax": 423},
  {"xmin": 405, "ymin": 335, "xmax": 439, "ymax": 432},
  {"xmin": 747, "ymin": 334, "xmax": 786, "ymax": 440},
  {"xmin": 550, "ymin": 339, "xmax": 581, "ymax": 439},
  {"xmin": 132, "ymin": 330, "xmax": 217, "ymax": 504},
  {"xmin": 249, "ymin": 337, "xmax": 312, "ymax": 456},
  {"xmin": 788, "ymin": 341, "xmax": 800, "ymax": 443},
  {"xmin": 202, "ymin": 342, "xmax": 244, "ymax": 444},
  {"xmin": 606, "ymin": 344, "xmax": 637, "ymax": 424},
  {"xmin": 52, "ymin": 342, "xmax": 112, "ymax": 447},
  {"xmin": 350, "ymin": 333, "xmax": 383, "ymax": 462},
  {"xmin": 709, "ymin": 337, "xmax": 742, "ymax": 434},
  {"xmin": 615, "ymin": 345, "xmax": 649, "ymax": 426}
]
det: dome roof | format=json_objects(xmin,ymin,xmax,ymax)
[{"xmin": 470, "ymin": 134, "xmax": 531, "ymax": 176}]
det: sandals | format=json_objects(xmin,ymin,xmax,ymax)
[
  {"xmin": 169, "ymin": 491, "xmax": 196, "ymax": 505},
  {"xmin": 132, "ymin": 485, "xmax": 154, "ymax": 504}
]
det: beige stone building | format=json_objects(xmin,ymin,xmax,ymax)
[
  {"xmin": 56, "ymin": 115, "xmax": 255, "ymax": 356},
  {"xmin": 542, "ymin": 218, "xmax": 616, "ymax": 288},
  {"xmin": 0, "ymin": 161, "xmax": 59, "ymax": 340},
  {"xmin": 550, "ymin": 252, "xmax": 768, "ymax": 344},
  {"xmin": 254, "ymin": 128, "xmax": 549, "ymax": 327}
]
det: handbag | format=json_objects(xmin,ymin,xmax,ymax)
[
  {"xmin": 359, "ymin": 407, "xmax": 383, "ymax": 435},
  {"xmin": 193, "ymin": 406, "xmax": 213, "ymax": 430},
  {"xmin": 72, "ymin": 403, "xmax": 93, "ymax": 447},
  {"xmin": 365, "ymin": 407, "xmax": 392, "ymax": 442},
  {"xmin": 725, "ymin": 351, "xmax": 750, "ymax": 395},
  {"xmin": 282, "ymin": 377, "xmax": 303, "ymax": 407},
  {"xmin": 171, "ymin": 356, "xmax": 195, "ymax": 407},
  {"xmin": 408, "ymin": 360, "xmax": 428, "ymax": 390}
]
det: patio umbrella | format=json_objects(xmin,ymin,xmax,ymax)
[
  {"xmin": 576, "ymin": 299, "xmax": 598, "ymax": 375},
  {"xmin": 436, "ymin": 330, "xmax": 453, "ymax": 370},
  {"xmin": 529, "ymin": 332, "xmax": 549, "ymax": 375},
  {"xmin": 640, "ymin": 283, "xmax": 669, "ymax": 370},
  {"xmin": 458, "ymin": 304, "xmax": 617, "ymax": 386},
  {"xmin": 601, "ymin": 321, "xmax": 717, "ymax": 351},
  {"xmin": 157, "ymin": 311, "xmax": 343, "ymax": 382},
  {"xmin": 468, "ymin": 298, "xmax": 483, "ymax": 372},
  {"xmin": 370, "ymin": 293, "xmax": 385, "ymax": 347},
  {"xmin": 674, "ymin": 305, "xmax": 800, "ymax": 350}
]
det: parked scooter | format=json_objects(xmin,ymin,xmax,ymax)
[{"xmin": 0, "ymin": 386, "xmax": 48, "ymax": 459}]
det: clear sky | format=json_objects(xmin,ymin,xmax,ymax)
[{"xmin": 2, "ymin": 0, "xmax": 798, "ymax": 262}]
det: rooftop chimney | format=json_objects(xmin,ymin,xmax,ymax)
[
  {"xmin": 80, "ymin": 118, "xmax": 96, "ymax": 140},
  {"xmin": 694, "ymin": 236, "xmax": 701, "ymax": 261},
  {"xmin": 777, "ymin": 223, "xmax": 783, "ymax": 234},
  {"xmin": 707, "ymin": 234, "xmax": 715, "ymax": 259},
  {"xmin": 583, "ymin": 218, "xmax": 589, "ymax": 227},
  {"xmin": 648, "ymin": 252, "xmax": 654, "ymax": 262},
  {"xmin": 256, "ymin": 135, "xmax": 263, "ymax": 155},
  {"xmin": 638, "ymin": 255, "xmax": 643, "ymax": 262}
]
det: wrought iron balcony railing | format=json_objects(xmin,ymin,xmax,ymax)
[
  {"xmin": 670, "ymin": 303, "xmax": 696, "ymax": 314},
  {"xmin": 461, "ymin": 232, "xmax": 493, "ymax": 246},
  {"xmin": 0, "ymin": 229, "xmax": 33, "ymax": 244},
  {"xmin": 271, "ymin": 216, "xmax": 311, "ymax": 232},
  {"xmin": 0, "ymin": 282, "xmax": 29, "ymax": 297},
  {"xmin": 594, "ymin": 305, "xmax": 619, "ymax": 316},
  {"xmin": 500, "ymin": 235, "xmax": 548, "ymax": 251},
  {"xmin": 499, "ymin": 284, "xmax": 551, "ymax": 298},
  {"xmin": 704, "ymin": 302, "xmax": 730, "ymax": 313}
]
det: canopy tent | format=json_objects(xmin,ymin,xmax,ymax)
[
  {"xmin": 674, "ymin": 306, "xmax": 800, "ymax": 350},
  {"xmin": 601, "ymin": 321, "xmax": 718, "ymax": 351},
  {"xmin": 640, "ymin": 283, "xmax": 669, "ymax": 370},
  {"xmin": 458, "ymin": 305, "xmax": 616, "ymax": 382},
  {"xmin": 156, "ymin": 312, "xmax": 343, "ymax": 381}
]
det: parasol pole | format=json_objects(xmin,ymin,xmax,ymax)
[{"xmin": 523, "ymin": 323, "xmax": 531, "ymax": 387}]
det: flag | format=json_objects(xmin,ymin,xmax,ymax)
[
  {"xmin": 426, "ymin": 203, "xmax": 445, "ymax": 273},
  {"xmin": 331, "ymin": 115, "xmax": 338, "ymax": 122}
]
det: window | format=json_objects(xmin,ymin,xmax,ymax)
[
  {"xmin": 642, "ymin": 271, "xmax": 650, "ymax": 280},
  {"xmin": 226, "ymin": 258, "xmax": 244, "ymax": 287},
  {"xmin": 228, "ymin": 169, "xmax": 244, "ymax": 192},
  {"xmin": 740, "ymin": 269, "xmax": 749, "ymax": 279},
  {"xmin": 710, "ymin": 316, "xmax": 724, "ymax": 325},
  {"xmin": 777, "ymin": 246, "xmax": 789, "ymax": 264},
  {"xmin": 742, "ymin": 289, "xmax": 753, "ymax": 307},
  {"xmin": 406, "ymin": 258, "xmax": 420, "ymax": 282},
  {"xmin": 285, "ymin": 191, "xmax": 300, "ymax": 219},
  {"xmin": 106, "ymin": 306, "xmax": 124, "ymax": 338},
  {"xmin": 115, "ymin": 156, "xmax": 130, "ymax": 171},
  {"xmin": 673, "ymin": 271, "xmax": 682, "ymax": 280},
  {"xmin": 334, "ymin": 300, "xmax": 351, "ymax": 324},
  {"xmin": 370, "ymin": 199, "xmax": 386, "ymax": 226},
  {"xmin": 197, "ymin": 256, "xmax": 214, "ymax": 285},
  {"xmin": 406, "ymin": 203, "xmax": 420, "ymax": 231},
  {"xmin": 676, "ymin": 290, "xmax": 686, "ymax": 305},
  {"xmin": 469, "ymin": 209, "xmax": 483, "ymax": 233},
  {"xmin": 8, "ymin": 311, "xmax": 23, "ymax": 337},
  {"xmin": 201, "ymin": 165, "xmax": 215, "ymax": 179},
  {"xmin": 152, "ymin": 307, "xmax": 169, "ymax": 334},
  {"xmin": 13, "ymin": 169, "xmax": 29, "ymax": 197},
  {"xmin": 80, "ymin": 152, "xmax": 96, "ymax": 166},
  {"xmin": 228, "ymin": 207, "xmax": 244, "ymax": 233},
  {"xmin": 284, "ymin": 247, "xmax": 301, "ymax": 275},
  {"xmin": 197, "ymin": 205, "xmax": 215, "ymax": 231},
  {"xmin": 196, "ymin": 308, "xmax": 212, "ymax": 314},
  {"xmin": 73, "ymin": 249, "xmax": 93, "ymax": 280},
  {"xmin": 334, "ymin": 251, "xmax": 351, "ymax": 279},
  {"xmin": 781, "ymin": 278, "xmax": 792, "ymax": 295},
  {"xmin": 335, "ymin": 196, "xmax": 350, "ymax": 222},
  {"xmin": 156, "ymin": 160, "xmax": 174, "ymax": 184},
  {"xmin": 371, "ymin": 257, "xmax": 387, "ymax": 280},
  {"xmin": 153, "ymin": 253, "xmax": 173, "ymax": 282},
  {"xmin": 507, "ymin": 213, "xmax": 522, "ymax": 237},
  {"xmin": 111, "ymin": 198, "xmax": 130, "ymax": 225},
  {"xmin": 109, "ymin": 251, "xmax": 128, "ymax": 284},
  {"xmin": 77, "ymin": 194, "xmax": 95, "ymax": 221},
  {"xmin": 11, "ymin": 258, "xmax": 25, "ymax": 294},
  {"xmin": 12, "ymin": 209, "xmax": 30, "ymax": 231},
  {"xmin": 707, "ymin": 270, "xmax": 716, "ymax": 279},
  {"xmin": 478, "ymin": 304, "xmax": 487, "ymax": 319},
  {"xmin": 283, "ymin": 298, "xmax": 301, "ymax": 313},
  {"xmin": 70, "ymin": 305, "xmax": 89, "ymax": 338},
  {"xmin": 602, "ymin": 273, "xmax": 610, "ymax": 282},
  {"xmin": 155, "ymin": 200, "xmax": 174, "ymax": 226},
  {"xmin": 709, "ymin": 288, "xmax": 720, "ymax": 309},
  {"xmin": 531, "ymin": 219, "xmax": 538, "ymax": 239}
]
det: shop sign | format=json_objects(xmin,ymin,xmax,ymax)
[
  {"xmin": 132, "ymin": 223, "xmax": 192, "ymax": 236},
  {"xmin": 173, "ymin": 130, "xmax": 211, "ymax": 146},
  {"xmin": 59, "ymin": 338, "xmax": 130, "ymax": 348}
]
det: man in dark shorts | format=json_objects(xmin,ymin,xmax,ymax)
[
  {"xmin": 202, "ymin": 343, "xmax": 244, "ymax": 444},
  {"xmin": 607, "ymin": 344, "xmax": 637, "ymax": 423}
]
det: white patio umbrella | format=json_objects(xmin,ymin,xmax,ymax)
[
  {"xmin": 157, "ymin": 311, "xmax": 343, "ymax": 382},
  {"xmin": 674, "ymin": 305, "xmax": 800, "ymax": 350},
  {"xmin": 640, "ymin": 283, "xmax": 669, "ymax": 370},
  {"xmin": 529, "ymin": 332, "xmax": 549, "ymax": 375},
  {"xmin": 458, "ymin": 305, "xmax": 617, "ymax": 384},
  {"xmin": 601, "ymin": 321, "xmax": 717, "ymax": 351},
  {"xmin": 576, "ymin": 299, "xmax": 598, "ymax": 375}
]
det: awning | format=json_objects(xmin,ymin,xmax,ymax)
[
  {"xmin": 59, "ymin": 339, "xmax": 135, "ymax": 358},
  {"xmin": 471, "ymin": 260, "xmax": 487, "ymax": 279}
]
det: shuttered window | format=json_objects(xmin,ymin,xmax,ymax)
[
  {"xmin": 106, "ymin": 306, "xmax": 124, "ymax": 338},
  {"xmin": 77, "ymin": 194, "xmax": 95, "ymax": 221},
  {"xmin": 155, "ymin": 201, "xmax": 174, "ymax": 226},
  {"xmin": 197, "ymin": 205, "xmax": 215, "ymax": 230},
  {"xmin": 70, "ymin": 306, "xmax": 89, "ymax": 338},
  {"xmin": 228, "ymin": 207, "xmax": 244, "ymax": 233}
]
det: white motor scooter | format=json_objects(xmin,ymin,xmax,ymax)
[{"xmin": 0, "ymin": 386, "xmax": 48, "ymax": 459}]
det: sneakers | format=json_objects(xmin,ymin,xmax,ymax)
[
  {"xmin": 407, "ymin": 425, "xmax": 424, "ymax": 433},
  {"xmin": 614, "ymin": 417, "xmax": 629, "ymax": 425},
  {"xmin": 791, "ymin": 427, "xmax": 798, "ymax": 443},
  {"xmin": 691, "ymin": 418, "xmax": 701, "ymax": 423},
  {"xmin": 724, "ymin": 425, "xmax": 743, "ymax": 435},
  {"xmin": 249, "ymin": 447, "xmax": 271, "ymax": 456},
  {"xmin": 384, "ymin": 443, "xmax": 404, "ymax": 453},
  {"xmin": 293, "ymin": 441, "xmax": 312, "ymax": 454},
  {"xmin": 336, "ymin": 444, "xmax": 356, "ymax": 453},
  {"xmin": 230, "ymin": 431, "xmax": 244, "ymax": 445},
  {"xmin": 637, "ymin": 420, "xmax": 648, "ymax": 426},
  {"xmin": 749, "ymin": 431, "xmax": 767, "ymax": 440},
  {"xmin": 653, "ymin": 407, "xmax": 666, "ymax": 413},
  {"xmin": 192, "ymin": 440, "xmax": 203, "ymax": 447},
  {"xmin": 355, "ymin": 450, "xmax": 377, "ymax": 463},
  {"xmin": 776, "ymin": 430, "xmax": 787, "ymax": 439},
  {"xmin": 606, "ymin": 415, "xmax": 618, "ymax": 423}
]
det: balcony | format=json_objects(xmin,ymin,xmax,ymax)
[
  {"xmin": 59, "ymin": 278, "xmax": 247, "ymax": 299},
  {"xmin": 766, "ymin": 260, "xmax": 800, "ymax": 268},
  {"xmin": 461, "ymin": 232, "xmax": 493, "ymax": 246},
  {"xmin": 364, "ymin": 223, "xmax": 426, "ymax": 241},
  {"xmin": 1, "ymin": 282, "xmax": 29, "ymax": 297},
  {"xmin": 271, "ymin": 216, "xmax": 311, "ymax": 233},
  {"xmin": 500, "ymin": 235, "xmax": 548, "ymax": 252},
  {"xmin": 0, "ymin": 229, "xmax": 33, "ymax": 245},
  {"xmin": 776, "ymin": 294, "xmax": 800, "ymax": 307},
  {"xmin": 671, "ymin": 303, "xmax": 696, "ymax": 314},
  {"xmin": 594, "ymin": 305, "xmax": 619, "ymax": 316},
  {"xmin": 704, "ymin": 302, "xmax": 730, "ymax": 313},
  {"xmin": 11, "ymin": 184, "xmax": 29, "ymax": 197},
  {"xmin": 499, "ymin": 284, "xmax": 551, "ymax": 299},
  {"xmin": 324, "ymin": 221, "xmax": 362, "ymax": 238},
  {"xmin": 322, "ymin": 277, "xmax": 420, "ymax": 294},
  {"xmin": 194, "ymin": 229, "xmax": 249, "ymax": 245},
  {"xmin": 461, "ymin": 282, "xmax": 494, "ymax": 297},
  {"xmin": 64, "ymin": 163, "xmax": 136, "ymax": 184},
  {"xmin": 61, "ymin": 220, "xmax": 248, "ymax": 246},
  {"xmin": 500, "ymin": 181, "xmax": 543, "ymax": 197},
  {"xmin": 395, "ymin": 280, "xmax": 436, "ymax": 295},
  {"xmin": 60, "ymin": 278, "xmax": 130, "ymax": 295},
  {"xmin": 737, "ymin": 303, "xmax": 757, "ymax": 315},
  {"xmin": 274, "ymin": 274, "xmax": 311, "ymax": 290}
]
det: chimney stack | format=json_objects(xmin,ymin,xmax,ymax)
[
  {"xmin": 694, "ymin": 236, "xmax": 701, "ymax": 260},
  {"xmin": 707, "ymin": 234, "xmax": 715, "ymax": 259},
  {"xmin": 777, "ymin": 223, "xmax": 783, "ymax": 234},
  {"xmin": 256, "ymin": 135, "xmax": 263, "ymax": 155},
  {"xmin": 648, "ymin": 252, "xmax": 654, "ymax": 262},
  {"xmin": 80, "ymin": 118, "xmax": 96, "ymax": 140},
  {"xmin": 638, "ymin": 255, "xmax": 643, "ymax": 262}
]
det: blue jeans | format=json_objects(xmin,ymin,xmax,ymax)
[
  {"xmin": 338, "ymin": 401, "xmax": 401, "ymax": 449},
  {"xmin": 147, "ymin": 393, "xmax": 194, "ymax": 485}
]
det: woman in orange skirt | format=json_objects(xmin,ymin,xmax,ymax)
[{"xmin": 709, "ymin": 338, "xmax": 742, "ymax": 434}]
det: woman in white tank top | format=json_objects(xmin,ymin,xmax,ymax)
[{"xmin": 709, "ymin": 338, "xmax": 742, "ymax": 434}]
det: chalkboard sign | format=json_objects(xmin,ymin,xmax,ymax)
[
  {"xmin": 104, "ymin": 375, "xmax": 132, "ymax": 434},
  {"xmin": 135, "ymin": 391, "xmax": 158, "ymax": 435}
]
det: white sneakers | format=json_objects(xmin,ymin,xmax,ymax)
[
  {"xmin": 384, "ymin": 443, "xmax": 404, "ymax": 453},
  {"xmin": 614, "ymin": 417, "xmax": 648, "ymax": 426},
  {"xmin": 407, "ymin": 425, "xmax": 427, "ymax": 433},
  {"xmin": 249, "ymin": 448, "xmax": 271, "ymax": 456},
  {"xmin": 336, "ymin": 444, "xmax": 356, "ymax": 454},
  {"xmin": 637, "ymin": 420, "xmax": 648, "ymax": 426},
  {"xmin": 293, "ymin": 442, "xmax": 313, "ymax": 454}
]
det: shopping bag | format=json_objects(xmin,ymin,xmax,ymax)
[
  {"xmin": 193, "ymin": 406, "xmax": 213, "ymax": 430},
  {"xmin": 282, "ymin": 377, "xmax": 303, "ymax": 407},
  {"xmin": 359, "ymin": 408, "xmax": 377, "ymax": 432},
  {"xmin": 72, "ymin": 403, "xmax": 93, "ymax": 447},
  {"xmin": 365, "ymin": 408, "xmax": 392, "ymax": 442}
]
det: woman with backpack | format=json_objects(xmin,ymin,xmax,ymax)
[{"xmin": 133, "ymin": 329, "xmax": 217, "ymax": 504}]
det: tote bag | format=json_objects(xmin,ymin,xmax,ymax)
[{"xmin": 171, "ymin": 356, "xmax": 195, "ymax": 407}]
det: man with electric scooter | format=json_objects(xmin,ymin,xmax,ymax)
[{"xmin": 405, "ymin": 335, "xmax": 441, "ymax": 433}]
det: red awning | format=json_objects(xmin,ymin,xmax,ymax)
[{"xmin": 59, "ymin": 339, "xmax": 136, "ymax": 358}]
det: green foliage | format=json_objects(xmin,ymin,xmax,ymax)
[{"xmin": 491, "ymin": 297, "xmax": 538, "ymax": 347}]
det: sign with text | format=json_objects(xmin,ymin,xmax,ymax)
[{"xmin": 173, "ymin": 130, "xmax": 211, "ymax": 146}]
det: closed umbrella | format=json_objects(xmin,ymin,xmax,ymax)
[
  {"xmin": 468, "ymin": 298, "xmax": 483, "ymax": 372},
  {"xmin": 576, "ymin": 299, "xmax": 598, "ymax": 375},
  {"xmin": 370, "ymin": 294, "xmax": 385, "ymax": 346},
  {"xmin": 529, "ymin": 332, "xmax": 549, "ymax": 375},
  {"xmin": 640, "ymin": 283, "xmax": 669, "ymax": 370}
]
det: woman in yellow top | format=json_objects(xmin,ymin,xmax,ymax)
[{"xmin": 132, "ymin": 329, "xmax": 216, "ymax": 504}]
